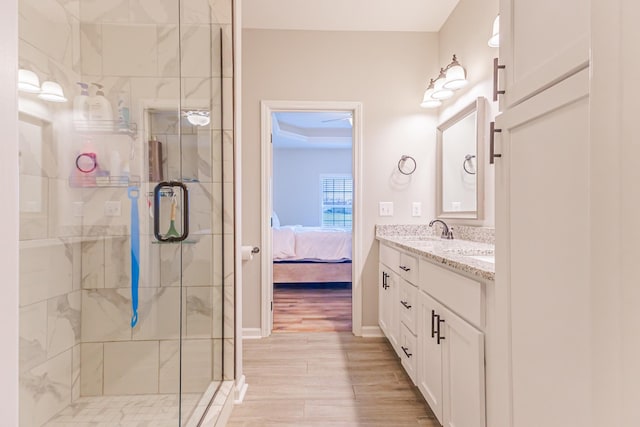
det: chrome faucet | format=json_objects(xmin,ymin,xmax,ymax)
[{"xmin": 429, "ymin": 219, "xmax": 454, "ymax": 240}]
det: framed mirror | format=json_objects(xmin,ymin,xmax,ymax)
[{"xmin": 436, "ymin": 97, "xmax": 487, "ymax": 219}]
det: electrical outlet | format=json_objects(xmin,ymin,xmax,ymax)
[
  {"xmin": 412, "ymin": 202, "xmax": 422, "ymax": 217},
  {"xmin": 104, "ymin": 201, "xmax": 121, "ymax": 217},
  {"xmin": 379, "ymin": 202, "xmax": 394, "ymax": 217}
]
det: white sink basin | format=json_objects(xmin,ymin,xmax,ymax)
[{"xmin": 466, "ymin": 255, "xmax": 495, "ymax": 264}]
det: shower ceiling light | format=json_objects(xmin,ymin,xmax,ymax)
[
  {"xmin": 37, "ymin": 81, "xmax": 67, "ymax": 103},
  {"xmin": 185, "ymin": 110, "xmax": 211, "ymax": 126}
]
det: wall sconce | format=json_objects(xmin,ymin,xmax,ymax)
[
  {"xmin": 18, "ymin": 69, "xmax": 41, "ymax": 93},
  {"xmin": 38, "ymin": 81, "xmax": 68, "ymax": 103},
  {"xmin": 185, "ymin": 110, "xmax": 210, "ymax": 126},
  {"xmin": 19, "ymin": 68, "xmax": 67, "ymax": 102},
  {"xmin": 420, "ymin": 55, "xmax": 468, "ymax": 109},
  {"xmin": 488, "ymin": 15, "xmax": 500, "ymax": 47},
  {"xmin": 444, "ymin": 55, "xmax": 468, "ymax": 90},
  {"xmin": 420, "ymin": 79, "xmax": 442, "ymax": 108}
]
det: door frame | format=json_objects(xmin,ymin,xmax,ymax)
[{"xmin": 260, "ymin": 100, "xmax": 363, "ymax": 337}]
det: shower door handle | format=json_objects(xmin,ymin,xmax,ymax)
[{"xmin": 153, "ymin": 181, "xmax": 190, "ymax": 242}]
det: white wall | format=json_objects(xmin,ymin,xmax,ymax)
[
  {"xmin": 242, "ymin": 29, "xmax": 439, "ymax": 329},
  {"xmin": 437, "ymin": 0, "xmax": 499, "ymax": 226},
  {"xmin": 0, "ymin": 0, "xmax": 19, "ymax": 424},
  {"xmin": 273, "ymin": 148, "xmax": 352, "ymax": 226}
]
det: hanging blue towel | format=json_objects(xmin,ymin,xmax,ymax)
[{"xmin": 128, "ymin": 186, "xmax": 140, "ymax": 328}]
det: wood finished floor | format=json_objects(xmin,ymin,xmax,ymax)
[
  {"xmin": 228, "ymin": 332, "xmax": 438, "ymax": 427},
  {"xmin": 273, "ymin": 283, "xmax": 353, "ymax": 333}
]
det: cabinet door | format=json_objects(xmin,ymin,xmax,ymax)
[
  {"xmin": 499, "ymin": 0, "xmax": 589, "ymax": 109},
  {"xmin": 378, "ymin": 264, "xmax": 391, "ymax": 335},
  {"xmin": 417, "ymin": 292, "xmax": 443, "ymax": 424},
  {"xmin": 495, "ymin": 69, "xmax": 590, "ymax": 427},
  {"xmin": 379, "ymin": 264, "xmax": 400, "ymax": 352},
  {"xmin": 441, "ymin": 306, "xmax": 485, "ymax": 427}
]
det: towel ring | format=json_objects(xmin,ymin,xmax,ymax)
[
  {"xmin": 398, "ymin": 155, "xmax": 417, "ymax": 175},
  {"xmin": 463, "ymin": 154, "xmax": 476, "ymax": 175}
]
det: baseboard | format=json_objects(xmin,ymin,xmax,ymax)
[
  {"xmin": 234, "ymin": 375, "xmax": 248, "ymax": 404},
  {"xmin": 242, "ymin": 328, "xmax": 263, "ymax": 339},
  {"xmin": 361, "ymin": 326, "xmax": 384, "ymax": 338}
]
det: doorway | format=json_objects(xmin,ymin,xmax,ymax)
[{"xmin": 260, "ymin": 101, "xmax": 363, "ymax": 337}]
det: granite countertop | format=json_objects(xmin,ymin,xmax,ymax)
[{"xmin": 376, "ymin": 234, "xmax": 495, "ymax": 282}]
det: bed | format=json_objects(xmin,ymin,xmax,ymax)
[{"xmin": 272, "ymin": 226, "xmax": 352, "ymax": 284}]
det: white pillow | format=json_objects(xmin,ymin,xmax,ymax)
[{"xmin": 272, "ymin": 211, "xmax": 281, "ymax": 228}]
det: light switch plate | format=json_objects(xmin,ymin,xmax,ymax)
[
  {"xmin": 379, "ymin": 202, "xmax": 394, "ymax": 217},
  {"xmin": 412, "ymin": 202, "xmax": 422, "ymax": 217}
]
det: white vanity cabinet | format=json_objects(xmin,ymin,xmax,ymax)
[
  {"xmin": 418, "ymin": 259, "xmax": 486, "ymax": 427},
  {"xmin": 378, "ymin": 241, "xmax": 488, "ymax": 427},
  {"xmin": 498, "ymin": 0, "xmax": 589, "ymax": 109},
  {"xmin": 378, "ymin": 244, "xmax": 400, "ymax": 352},
  {"xmin": 379, "ymin": 244, "xmax": 420, "ymax": 381}
]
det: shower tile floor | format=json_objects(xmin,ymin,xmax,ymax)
[{"xmin": 44, "ymin": 393, "xmax": 201, "ymax": 426}]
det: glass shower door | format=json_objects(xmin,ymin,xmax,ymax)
[{"xmin": 17, "ymin": 0, "xmax": 228, "ymax": 425}]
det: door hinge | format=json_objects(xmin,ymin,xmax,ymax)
[
  {"xmin": 271, "ymin": 301, "xmax": 273, "ymax": 311},
  {"xmin": 270, "ymin": 133, "xmax": 273, "ymax": 144}
]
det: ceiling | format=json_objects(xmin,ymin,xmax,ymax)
[
  {"xmin": 273, "ymin": 112, "xmax": 353, "ymax": 149},
  {"xmin": 242, "ymin": 0, "xmax": 461, "ymax": 32}
]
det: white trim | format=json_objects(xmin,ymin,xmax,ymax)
[
  {"xmin": 0, "ymin": 0, "xmax": 19, "ymax": 425},
  {"xmin": 233, "ymin": 0, "xmax": 244, "ymax": 392},
  {"xmin": 260, "ymin": 100, "xmax": 364, "ymax": 337},
  {"xmin": 234, "ymin": 374, "xmax": 248, "ymax": 403},
  {"xmin": 242, "ymin": 328, "xmax": 263, "ymax": 339},
  {"xmin": 361, "ymin": 326, "xmax": 385, "ymax": 338}
]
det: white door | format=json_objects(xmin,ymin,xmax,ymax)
[
  {"xmin": 417, "ymin": 291, "xmax": 444, "ymax": 424},
  {"xmin": 441, "ymin": 306, "xmax": 486, "ymax": 427},
  {"xmin": 498, "ymin": 0, "xmax": 589, "ymax": 108},
  {"xmin": 495, "ymin": 68, "xmax": 591, "ymax": 427}
]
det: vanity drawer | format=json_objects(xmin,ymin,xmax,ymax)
[
  {"xmin": 399, "ymin": 252, "xmax": 418, "ymax": 284},
  {"xmin": 399, "ymin": 322, "xmax": 418, "ymax": 384},
  {"xmin": 399, "ymin": 279, "xmax": 418, "ymax": 334},
  {"xmin": 380, "ymin": 244, "xmax": 400, "ymax": 272},
  {"xmin": 419, "ymin": 259, "xmax": 484, "ymax": 329}
]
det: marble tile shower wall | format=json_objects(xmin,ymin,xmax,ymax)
[{"xmin": 18, "ymin": 0, "xmax": 235, "ymax": 426}]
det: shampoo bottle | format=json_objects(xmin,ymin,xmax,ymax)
[
  {"xmin": 117, "ymin": 90, "xmax": 130, "ymax": 131},
  {"xmin": 73, "ymin": 82, "xmax": 90, "ymax": 130},
  {"xmin": 89, "ymin": 83, "xmax": 114, "ymax": 130}
]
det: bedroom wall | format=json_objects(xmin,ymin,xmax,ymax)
[
  {"xmin": 273, "ymin": 148, "xmax": 352, "ymax": 227},
  {"xmin": 242, "ymin": 29, "xmax": 440, "ymax": 330},
  {"xmin": 437, "ymin": 0, "xmax": 499, "ymax": 226}
]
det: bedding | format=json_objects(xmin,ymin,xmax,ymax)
[{"xmin": 272, "ymin": 226, "xmax": 352, "ymax": 261}]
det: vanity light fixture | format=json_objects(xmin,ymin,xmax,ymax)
[
  {"xmin": 443, "ymin": 55, "xmax": 468, "ymax": 90},
  {"xmin": 185, "ymin": 110, "xmax": 211, "ymax": 127},
  {"xmin": 420, "ymin": 55, "xmax": 468, "ymax": 108},
  {"xmin": 421, "ymin": 79, "xmax": 442, "ymax": 108},
  {"xmin": 488, "ymin": 15, "xmax": 500, "ymax": 47},
  {"xmin": 19, "ymin": 68, "xmax": 68, "ymax": 102},
  {"xmin": 37, "ymin": 81, "xmax": 67, "ymax": 103},
  {"xmin": 18, "ymin": 69, "xmax": 41, "ymax": 93},
  {"xmin": 432, "ymin": 68, "xmax": 454, "ymax": 100}
]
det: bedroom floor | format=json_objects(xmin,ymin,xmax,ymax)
[
  {"xmin": 228, "ymin": 332, "xmax": 437, "ymax": 426},
  {"xmin": 273, "ymin": 283, "xmax": 352, "ymax": 332}
]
